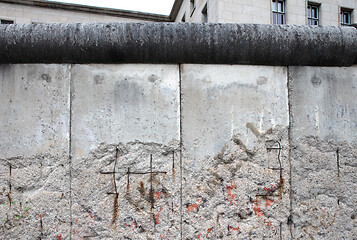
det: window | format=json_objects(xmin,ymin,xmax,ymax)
[
  {"xmin": 202, "ymin": 4, "xmax": 208, "ymax": 23},
  {"xmin": 272, "ymin": 0, "xmax": 285, "ymax": 24},
  {"xmin": 307, "ymin": 3, "xmax": 319, "ymax": 25},
  {"xmin": 340, "ymin": 8, "xmax": 352, "ymax": 26},
  {"xmin": 1, "ymin": 19, "xmax": 14, "ymax": 24},
  {"xmin": 190, "ymin": 0, "xmax": 195, "ymax": 14}
]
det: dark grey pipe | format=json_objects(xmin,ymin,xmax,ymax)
[{"xmin": 0, "ymin": 23, "xmax": 356, "ymax": 66}]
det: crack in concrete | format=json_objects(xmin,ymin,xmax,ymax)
[
  {"xmin": 287, "ymin": 66, "xmax": 294, "ymax": 239},
  {"xmin": 69, "ymin": 64, "xmax": 74, "ymax": 240},
  {"xmin": 179, "ymin": 63, "xmax": 183, "ymax": 240}
]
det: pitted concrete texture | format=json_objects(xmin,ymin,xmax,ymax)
[
  {"xmin": 70, "ymin": 64, "xmax": 181, "ymax": 239},
  {"xmin": 0, "ymin": 23, "xmax": 356, "ymax": 66},
  {"xmin": 181, "ymin": 65, "xmax": 289, "ymax": 159},
  {"xmin": 290, "ymin": 137, "xmax": 357, "ymax": 239},
  {"xmin": 181, "ymin": 65, "xmax": 290, "ymax": 239},
  {"xmin": 0, "ymin": 64, "xmax": 71, "ymax": 239},
  {"xmin": 181, "ymin": 128, "xmax": 291, "ymax": 239},
  {"xmin": 289, "ymin": 66, "xmax": 357, "ymax": 144},
  {"xmin": 1, "ymin": 64, "xmax": 357, "ymax": 239},
  {"xmin": 290, "ymin": 66, "xmax": 357, "ymax": 239}
]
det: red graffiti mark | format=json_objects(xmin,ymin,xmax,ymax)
[
  {"xmin": 229, "ymin": 225, "xmax": 240, "ymax": 231},
  {"xmin": 160, "ymin": 234, "xmax": 168, "ymax": 239},
  {"xmin": 39, "ymin": 214, "xmax": 43, "ymax": 219},
  {"xmin": 153, "ymin": 192, "xmax": 161, "ymax": 200},
  {"xmin": 89, "ymin": 213, "xmax": 94, "ymax": 219},
  {"xmin": 53, "ymin": 224, "xmax": 58, "ymax": 230},
  {"xmin": 125, "ymin": 221, "xmax": 138, "ymax": 231},
  {"xmin": 206, "ymin": 227, "xmax": 213, "ymax": 238},
  {"xmin": 264, "ymin": 219, "xmax": 273, "ymax": 228},
  {"xmin": 153, "ymin": 191, "xmax": 167, "ymax": 200},
  {"xmin": 253, "ymin": 198, "xmax": 275, "ymax": 230},
  {"xmin": 75, "ymin": 219, "xmax": 79, "ymax": 224},
  {"xmin": 264, "ymin": 199, "xmax": 274, "ymax": 207},
  {"xmin": 253, "ymin": 201, "xmax": 264, "ymax": 217},
  {"xmin": 226, "ymin": 181, "xmax": 237, "ymax": 205},
  {"xmin": 263, "ymin": 184, "xmax": 278, "ymax": 193},
  {"xmin": 154, "ymin": 208, "xmax": 162, "ymax": 225},
  {"xmin": 56, "ymin": 235, "xmax": 62, "ymax": 240},
  {"xmin": 197, "ymin": 233, "xmax": 202, "ymax": 239},
  {"xmin": 72, "ymin": 229, "xmax": 76, "ymax": 235},
  {"xmin": 187, "ymin": 203, "xmax": 198, "ymax": 212}
]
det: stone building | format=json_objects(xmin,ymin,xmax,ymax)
[
  {"xmin": 171, "ymin": 0, "xmax": 356, "ymax": 26},
  {"xmin": 1, "ymin": 0, "xmax": 356, "ymax": 26},
  {"xmin": 0, "ymin": 0, "xmax": 169, "ymax": 24}
]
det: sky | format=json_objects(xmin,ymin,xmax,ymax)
[{"xmin": 47, "ymin": 0, "xmax": 176, "ymax": 15}]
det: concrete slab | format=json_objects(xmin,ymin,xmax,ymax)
[
  {"xmin": 70, "ymin": 64, "xmax": 180, "ymax": 239},
  {"xmin": 181, "ymin": 64, "xmax": 290, "ymax": 239},
  {"xmin": 0, "ymin": 64, "xmax": 71, "ymax": 239},
  {"xmin": 289, "ymin": 66, "xmax": 357, "ymax": 239}
]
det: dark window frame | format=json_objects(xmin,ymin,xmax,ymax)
[
  {"xmin": 190, "ymin": 0, "xmax": 196, "ymax": 17},
  {"xmin": 1, "ymin": 19, "xmax": 14, "ymax": 24},
  {"xmin": 307, "ymin": 3, "xmax": 320, "ymax": 26},
  {"xmin": 202, "ymin": 4, "xmax": 208, "ymax": 23},
  {"xmin": 340, "ymin": 8, "xmax": 352, "ymax": 26},
  {"xmin": 272, "ymin": 0, "xmax": 285, "ymax": 24}
]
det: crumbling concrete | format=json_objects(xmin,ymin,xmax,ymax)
[
  {"xmin": 181, "ymin": 65, "xmax": 290, "ymax": 239},
  {"xmin": 70, "ymin": 64, "xmax": 181, "ymax": 239},
  {"xmin": 0, "ymin": 64, "xmax": 71, "ymax": 239},
  {"xmin": 289, "ymin": 66, "xmax": 357, "ymax": 239},
  {"xmin": 1, "ymin": 64, "xmax": 357, "ymax": 239}
]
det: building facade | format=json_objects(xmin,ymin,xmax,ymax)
[
  {"xmin": 171, "ymin": 0, "xmax": 356, "ymax": 26},
  {"xmin": 0, "ymin": 0, "xmax": 169, "ymax": 24}
]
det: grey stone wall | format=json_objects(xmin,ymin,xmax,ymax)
[{"xmin": 0, "ymin": 64, "xmax": 356, "ymax": 239}]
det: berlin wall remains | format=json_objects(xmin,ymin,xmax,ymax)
[{"xmin": 0, "ymin": 23, "xmax": 356, "ymax": 239}]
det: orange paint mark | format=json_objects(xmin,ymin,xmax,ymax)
[
  {"xmin": 197, "ymin": 233, "xmax": 202, "ymax": 239},
  {"xmin": 154, "ymin": 208, "xmax": 162, "ymax": 225},
  {"xmin": 187, "ymin": 203, "xmax": 198, "ymax": 212},
  {"xmin": 153, "ymin": 192, "xmax": 161, "ymax": 200},
  {"xmin": 226, "ymin": 181, "xmax": 237, "ymax": 205},
  {"xmin": 153, "ymin": 191, "xmax": 167, "ymax": 200},
  {"xmin": 206, "ymin": 227, "xmax": 213, "ymax": 238},
  {"xmin": 39, "ymin": 214, "xmax": 43, "ymax": 219},
  {"xmin": 264, "ymin": 199, "xmax": 274, "ymax": 207},
  {"xmin": 229, "ymin": 225, "xmax": 240, "ymax": 231},
  {"xmin": 263, "ymin": 184, "xmax": 276, "ymax": 192},
  {"xmin": 56, "ymin": 235, "xmax": 62, "ymax": 240},
  {"xmin": 253, "ymin": 202, "xmax": 264, "ymax": 217},
  {"xmin": 160, "ymin": 234, "xmax": 169, "ymax": 240},
  {"xmin": 126, "ymin": 221, "xmax": 138, "ymax": 231}
]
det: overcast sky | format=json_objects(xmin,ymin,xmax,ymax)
[{"xmin": 47, "ymin": 0, "xmax": 176, "ymax": 15}]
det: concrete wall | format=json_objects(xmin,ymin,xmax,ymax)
[{"xmin": 1, "ymin": 63, "xmax": 356, "ymax": 239}]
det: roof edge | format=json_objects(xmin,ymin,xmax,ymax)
[{"xmin": 0, "ymin": 0, "xmax": 172, "ymax": 22}]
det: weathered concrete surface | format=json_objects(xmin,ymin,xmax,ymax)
[
  {"xmin": 181, "ymin": 65, "xmax": 290, "ymax": 239},
  {"xmin": 70, "ymin": 64, "xmax": 180, "ymax": 239},
  {"xmin": 1, "ymin": 63, "xmax": 357, "ymax": 239},
  {"xmin": 289, "ymin": 66, "xmax": 357, "ymax": 239},
  {"xmin": 182, "ymin": 65, "xmax": 289, "ymax": 159},
  {"xmin": 0, "ymin": 64, "xmax": 71, "ymax": 239},
  {"xmin": 0, "ymin": 23, "xmax": 356, "ymax": 66}
]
